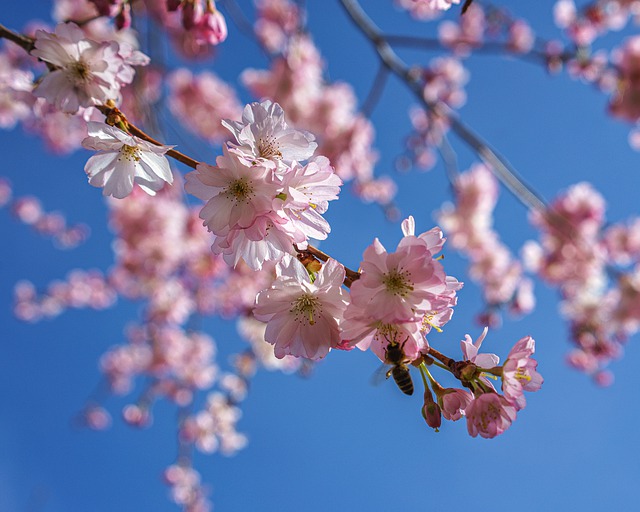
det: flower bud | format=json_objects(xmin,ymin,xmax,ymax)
[
  {"xmin": 421, "ymin": 391, "xmax": 441, "ymax": 431},
  {"xmin": 115, "ymin": 3, "xmax": 131, "ymax": 30},
  {"xmin": 182, "ymin": 1, "xmax": 203, "ymax": 30}
]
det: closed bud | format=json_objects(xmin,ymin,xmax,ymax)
[{"xmin": 421, "ymin": 390, "xmax": 441, "ymax": 431}]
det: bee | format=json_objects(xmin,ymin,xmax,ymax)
[{"xmin": 384, "ymin": 340, "xmax": 414, "ymax": 396}]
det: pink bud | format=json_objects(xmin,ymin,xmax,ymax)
[
  {"xmin": 182, "ymin": 1, "xmax": 204, "ymax": 30},
  {"xmin": 167, "ymin": 0, "xmax": 182, "ymax": 11},
  {"xmin": 115, "ymin": 3, "xmax": 132, "ymax": 30},
  {"xmin": 421, "ymin": 391, "xmax": 442, "ymax": 431},
  {"xmin": 203, "ymin": 8, "xmax": 227, "ymax": 45}
]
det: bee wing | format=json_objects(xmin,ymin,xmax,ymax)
[{"xmin": 370, "ymin": 364, "xmax": 391, "ymax": 386}]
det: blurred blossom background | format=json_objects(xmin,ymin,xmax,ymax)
[{"xmin": 1, "ymin": 1, "xmax": 640, "ymax": 511}]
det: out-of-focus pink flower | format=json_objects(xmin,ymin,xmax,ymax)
[
  {"xmin": 395, "ymin": 0, "xmax": 454, "ymax": 19},
  {"xmin": 32, "ymin": 23, "xmax": 146, "ymax": 113},
  {"xmin": 254, "ymin": 0, "xmax": 301, "ymax": 53},
  {"xmin": 167, "ymin": 68, "xmax": 242, "ymax": 142}
]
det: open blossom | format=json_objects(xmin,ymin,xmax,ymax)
[
  {"xmin": 185, "ymin": 146, "xmax": 279, "ymax": 237},
  {"xmin": 466, "ymin": 392, "xmax": 517, "ymax": 439},
  {"xmin": 342, "ymin": 217, "xmax": 459, "ymax": 361},
  {"xmin": 253, "ymin": 256, "xmax": 348, "ymax": 360},
  {"xmin": 277, "ymin": 156, "xmax": 343, "ymax": 240},
  {"xmin": 502, "ymin": 335, "xmax": 543, "ymax": 410},
  {"xmin": 348, "ymin": 235, "xmax": 447, "ymax": 324},
  {"xmin": 222, "ymin": 100, "xmax": 317, "ymax": 164},
  {"xmin": 32, "ymin": 23, "xmax": 146, "ymax": 113},
  {"xmin": 461, "ymin": 327, "xmax": 499, "ymax": 369},
  {"xmin": 82, "ymin": 122, "xmax": 174, "ymax": 198}
]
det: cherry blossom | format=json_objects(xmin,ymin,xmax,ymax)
[
  {"xmin": 465, "ymin": 393, "xmax": 517, "ymax": 439},
  {"xmin": 222, "ymin": 100, "xmax": 318, "ymax": 164},
  {"xmin": 254, "ymin": 256, "xmax": 349, "ymax": 360},
  {"xmin": 461, "ymin": 327, "xmax": 500, "ymax": 369},
  {"xmin": 82, "ymin": 122, "xmax": 174, "ymax": 198},
  {"xmin": 501, "ymin": 335, "xmax": 543, "ymax": 410},
  {"xmin": 436, "ymin": 388, "xmax": 473, "ymax": 421},
  {"xmin": 32, "ymin": 22, "xmax": 146, "ymax": 113}
]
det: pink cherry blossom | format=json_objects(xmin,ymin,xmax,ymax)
[
  {"xmin": 82, "ymin": 122, "xmax": 174, "ymax": 198},
  {"xmin": 253, "ymin": 256, "xmax": 348, "ymax": 360},
  {"xmin": 277, "ymin": 156, "xmax": 343, "ymax": 241},
  {"xmin": 465, "ymin": 392, "xmax": 517, "ymax": 439},
  {"xmin": 501, "ymin": 335, "xmax": 543, "ymax": 410},
  {"xmin": 461, "ymin": 327, "xmax": 500, "ymax": 369},
  {"xmin": 185, "ymin": 146, "xmax": 279, "ymax": 237},
  {"xmin": 437, "ymin": 388, "xmax": 473, "ymax": 421},
  {"xmin": 32, "ymin": 23, "xmax": 146, "ymax": 113},
  {"xmin": 348, "ymin": 235, "xmax": 447, "ymax": 324},
  {"xmin": 222, "ymin": 100, "xmax": 317, "ymax": 164}
]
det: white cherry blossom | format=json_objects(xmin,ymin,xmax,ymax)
[{"xmin": 82, "ymin": 122, "xmax": 174, "ymax": 199}]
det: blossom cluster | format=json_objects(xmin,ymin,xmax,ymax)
[
  {"xmin": 0, "ymin": 178, "xmax": 89, "ymax": 248},
  {"xmin": 421, "ymin": 328, "xmax": 543, "ymax": 438},
  {"xmin": 186, "ymin": 100, "xmax": 342, "ymax": 271},
  {"xmin": 438, "ymin": 164, "xmax": 534, "ymax": 323},
  {"xmin": 523, "ymin": 182, "xmax": 640, "ymax": 383}
]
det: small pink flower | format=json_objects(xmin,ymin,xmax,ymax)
[
  {"xmin": 185, "ymin": 146, "xmax": 279, "ymax": 236},
  {"xmin": 222, "ymin": 100, "xmax": 317, "ymax": 164},
  {"xmin": 460, "ymin": 327, "xmax": 499, "ymax": 368},
  {"xmin": 254, "ymin": 256, "xmax": 348, "ymax": 359},
  {"xmin": 437, "ymin": 388, "xmax": 473, "ymax": 421},
  {"xmin": 501, "ymin": 335, "xmax": 543, "ymax": 410},
  {"xmin": 82, "ymin": 122, "xmax": 174, "ymax": 198},
  {"xmin": 466, "ymin": 393, "xmax": 516, "ymax": 439}
]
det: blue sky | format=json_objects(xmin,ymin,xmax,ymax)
[{"xmin": 1, "ymin": 1, "xmax": 640, "ymax": 511}]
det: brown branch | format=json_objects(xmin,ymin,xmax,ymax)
[
  {"xmin": 298, "ymin": 245, "xmax": 361, "ymax": 287},
  {"xmin": 426, "ymin": 346, "xmax": 455, "ymax": 369},
  {"xmin": 0, "ymin": 22, "xmax": 35, "ymax": 53},
  {"xmin": 95, "ymin": 104, "xmax": 200, "ymax": 169}
]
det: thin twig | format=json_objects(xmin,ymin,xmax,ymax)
[
  {"xmin": 339, "ymin": 0, "xmax": 548, "ymax": 214},
  {"xmin": 360, "ymin": 63, "xmax": 390, "ymax": 117}
]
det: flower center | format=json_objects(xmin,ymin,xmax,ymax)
[
  {"xmin": 515, "ymin": 367, "xmax": 532, "ymax": 382},
  {"xmin": 67, "ymin": 60, "xmax": 93, "ymax": 86},
  {"xmin": 225, "ymin": 178, "xmax": 253, "ymax": 203},
  {"xmin": 118, "ymin": 144, "xmax": 141, "ymax": 163},
  {"xmin": 291, "ymin": 294, "xmax": 320, "ymax": 325},
  {"xmin": 478, "ymin": 401, "xmax": 500, "ymax": 430},
  {"xmin": 382, "ymin": 269, "xmax": 414, "ymax": 297},
  {"xmin": 258, "ymin": 136, "xmax": 282, "ymax": 159}
]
